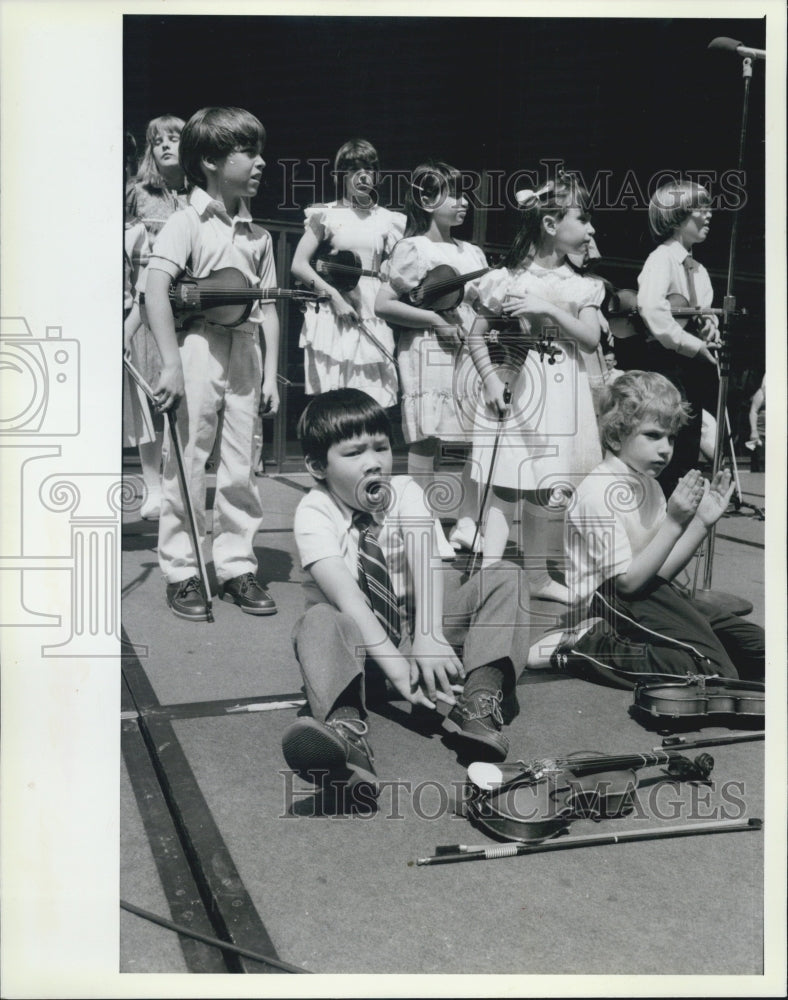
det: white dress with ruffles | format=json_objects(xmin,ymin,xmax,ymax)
[
  {"xmin": 299, "ymin": 202, "xmax": 405, "ymax": 408},
  {"xmin": 470, "ymin": 262, "xmax": 604, "ymax": 493},
  {"xmin": 384, "ymin": 236, "xmax": 488, "ymax": 443}
]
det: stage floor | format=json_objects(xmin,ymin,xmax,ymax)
[{"xmin": 120, "ymin": 468, "xmax": 768, "ymax": 977}]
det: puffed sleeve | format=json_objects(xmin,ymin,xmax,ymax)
[
  {"xmin": 304, "ymin": 204, "xmax": 328, "ymax": 242},
  {"xmin": 382, "ymin": 210, "xmax": 407, "ymax": 257},
  {"xmin": 578, "ymin": 274, "xmax": 606, "ymax": 310},
  {"xmin": 382, "ymin": 238, "xmax": 424, "ymax": 295},
  {"xmin": 473, "ymin": 267, "xmax": 514, "ymax": 315},
  {"xmin": 462, "ymin": 244, "xmax": 490, "ymax": 310}
]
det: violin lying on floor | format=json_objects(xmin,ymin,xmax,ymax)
[
  {"xmin": 463, "ymin": 745, "xmax": 715, "ymax": 844},
  {"xmin": 632, "ymin": 674, "xmax": 764, "ymax": 729}
]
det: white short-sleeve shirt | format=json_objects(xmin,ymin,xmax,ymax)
[
  {"xmin": 565, "ymin": 453, "xmax": 667, "ymax": 609},
  {"xmin": 294, "ymin": 475, "xmax": 443, "ymax": 629},
  {"xmin": 148, "ymin": 186, "xmax": 276, "ymax": 329}
]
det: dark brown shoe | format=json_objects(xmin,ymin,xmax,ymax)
[
  {"xmin": 444, "ymin": 689, "xmax": 509, "ymax": 760},
  {"xmin": 166, "ymin": 576, "xmax": 210, "ymax": 622},
  {"xmin": 220, "ymin": 573, "xmax": 277, "ymax": 615}
]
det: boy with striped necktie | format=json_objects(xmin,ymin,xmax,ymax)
[{"xmin": 282, "ymin": 389, "xmax": 531, "ymax": 790}]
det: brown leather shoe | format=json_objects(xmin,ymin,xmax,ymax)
[
  {"xmin": 220, "ymin": 573, "xmax": 277, "ymax": 615},
  {"xmin": 443, "ymin": 689, "xmax": 509, "ymax": 760},
  {"xmin": 166, "ymin": 576, "xmax": 210, "ymax": 622}
]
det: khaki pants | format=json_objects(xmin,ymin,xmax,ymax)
[{"xmin": 158, "ymin": 324, "xmax": 263, "ymax": 585}]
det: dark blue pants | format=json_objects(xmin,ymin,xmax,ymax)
[{"xmin": 566, "ymin": 577, "xmax": 765, "ymax": 690}]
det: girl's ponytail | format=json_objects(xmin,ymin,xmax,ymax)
[{"xmin": 503, "ymin": 171, "xmax": 591, "ymax": 269}]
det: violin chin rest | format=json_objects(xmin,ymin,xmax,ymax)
[{"xmin": 467, "ymin": 761, "xmax": 505, "ymax": 790}]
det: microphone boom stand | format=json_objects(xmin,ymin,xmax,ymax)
[{"xmin": 692, "ymin": 50, "xmax": 760, "ymax": 616}]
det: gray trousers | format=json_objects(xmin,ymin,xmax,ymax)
[{"xmin": 292, "ymin": 561, "xmax": 532, "ymax": 721}]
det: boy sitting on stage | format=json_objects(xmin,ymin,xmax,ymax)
[
  {"xmin": 281, "ymin": 389, "xmax": 531, "ymax": 785},
  {"xmin": 556, "ymin": 371, "xmax": 764, "ymax": 688}
]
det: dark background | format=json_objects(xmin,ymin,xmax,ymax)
[
  {"xmin": 125, "ymin": 15, "xmax": 765, "ymax": 270},
  {"xmin": 124, "ymin": 14, "xmax": 767, "ymax": 453}
]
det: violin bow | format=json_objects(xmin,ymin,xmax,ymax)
[
  {"xmin": 123, "ymin": 356, "xmax": 214, "ymax": 623},
  {"xmin": 413, "ymin": 817, "xmax": 762, "ymax": 866},
  {"xmin": 356, "ymin": 319, "xmax": 397, "ymax": 367},
  {"xmin": 659, "ymin": 731, "xmax": 764, "ymax": 750},
  {"xmin": 463, "ymin": 382, "xmax": 511, "ymax": 580}
]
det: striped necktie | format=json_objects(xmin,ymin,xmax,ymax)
[
  {"xmin": 353, "ymin": 511, "xmax": 402, "ymax": 646},
  {"xmin": 682, "ymin": 255, "xmax": 699, "ymax": 308}
]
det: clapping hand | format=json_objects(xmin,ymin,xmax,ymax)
[
  {"xmin": 666, "ymin": 469, "xmax": 704, "ymax": 525},
  {"xmin": 695, "ymin": 469, "xmax": 734, "ymax": 527}
]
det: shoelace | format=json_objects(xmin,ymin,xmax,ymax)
[
  {"xmin": 235, "ymin": 573, "xmax": 258, "ymax": 594},
  {"xmin": 328, "ymin": 718, "xmax": 375, "ymax": 761},
  {"xmin": 177, "ymin": 577, "xmax": 202, "ymax": 597},
  {"xmin": 465, "ymin": 690, "xmax": 504, "ymax": 727}
]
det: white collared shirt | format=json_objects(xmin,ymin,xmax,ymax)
[
  {"xmin": 637, "ymin": 241, "xmax": 716, "ymax": 358},
  {"xmin": 294, "ymin": 476, "xmax": 443, "ymax": 632},
  {"xmin": 565, "ymin": 453, "xmax": 667, "ymax": 609},
  {"xmin": 148, "ymin": 186, "xmax": 276, "ymax": 327}
]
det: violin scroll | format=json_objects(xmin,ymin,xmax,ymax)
[{"xmin": 665, "ymin": 752, "xmax": 714, "ymax": 782}]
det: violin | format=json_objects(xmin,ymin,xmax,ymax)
[
  {"xmin": 313, "ymin": 248, "xmax": 379, "ymax": 293},
  {"xmin": 606, "ymin": 288, "xmax": 726, "ymax": 340},
  {"xmin": 633, "ymin": 675, "xmax": 764, "ymax": 728},
  {"xmin": 140, "ymin": 266, "xmax": 328, "ymax": 330},
  {"xmin": 406, "ymin": 264, "xmax": 491, "ymax": 312},
  {"xmin": 481, "ymin": 316, "xmax": 563, "ymax": 366},
  {"xmin": 465, "ymin": 747, "xmax": 714, "ymax": 844}
]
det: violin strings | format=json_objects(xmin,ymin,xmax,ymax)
[{"xmin": 414, "ymin": 266, "xmax": 491, "ymax": 296}]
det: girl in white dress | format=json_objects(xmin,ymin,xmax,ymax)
[
  {"xmin": 291, "ymin": 139, "xmax": 405, "ymax": 409},
  {"xmin": 467, "ymin": 173, "xmax": 605, "ymax": 600},
  {"xmin": 375, "ymin": 161, "xmax": 489, "ymax": 551}
]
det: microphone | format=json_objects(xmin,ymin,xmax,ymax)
[{"xmin": 708, "ymin": 37, "xmax": 766, "ymax": 60}]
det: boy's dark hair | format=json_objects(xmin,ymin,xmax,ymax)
[
  {"xmin": 596, "ymin": 370, "xmax": 691, "ymax": 453},
  {"xmin": 297, "ymin": 389, "xmax": 392, "ymax": 468},
  {"xmin": 179, "ymin": 107, "xmax": 266, "ymax": 189}
]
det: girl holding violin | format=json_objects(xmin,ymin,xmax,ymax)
[
  {"xmin": 467, "ymin": 173, "xmax": 605, "ymax": 600},
  {"xmin": 375, "ymin": 161, "xmax": 488, "ymax": 553},
  {"xmin": 290, "ymin": 139, "xmax": 405, "ymax": 409},
  {"xmin": 637, "ymin": 180, "xmax": 722, "ymax": 496}
]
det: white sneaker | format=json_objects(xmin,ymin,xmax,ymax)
[
  {"xmin": 140, "ymin": 487, "xmax": 161, "ymax": 520},
  {"xmin": 448, "ymin": 518, "xmax": 482, "ymax": 554}
]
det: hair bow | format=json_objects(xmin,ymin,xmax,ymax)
[{"xmin": 514, "ymin": 183, "xmax": 553, "ymax": 209}]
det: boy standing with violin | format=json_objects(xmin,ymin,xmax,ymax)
[
  {"xmin": 558, "ymin": 371, "xmax": 764, "ymax": 688},
  {"xmin": 637, "ymin": 180, "xmax": 721, "ymax": 496},
  {"xmin": 145, "ymin": 107, "xmax": 280, "ymax": 621}
]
